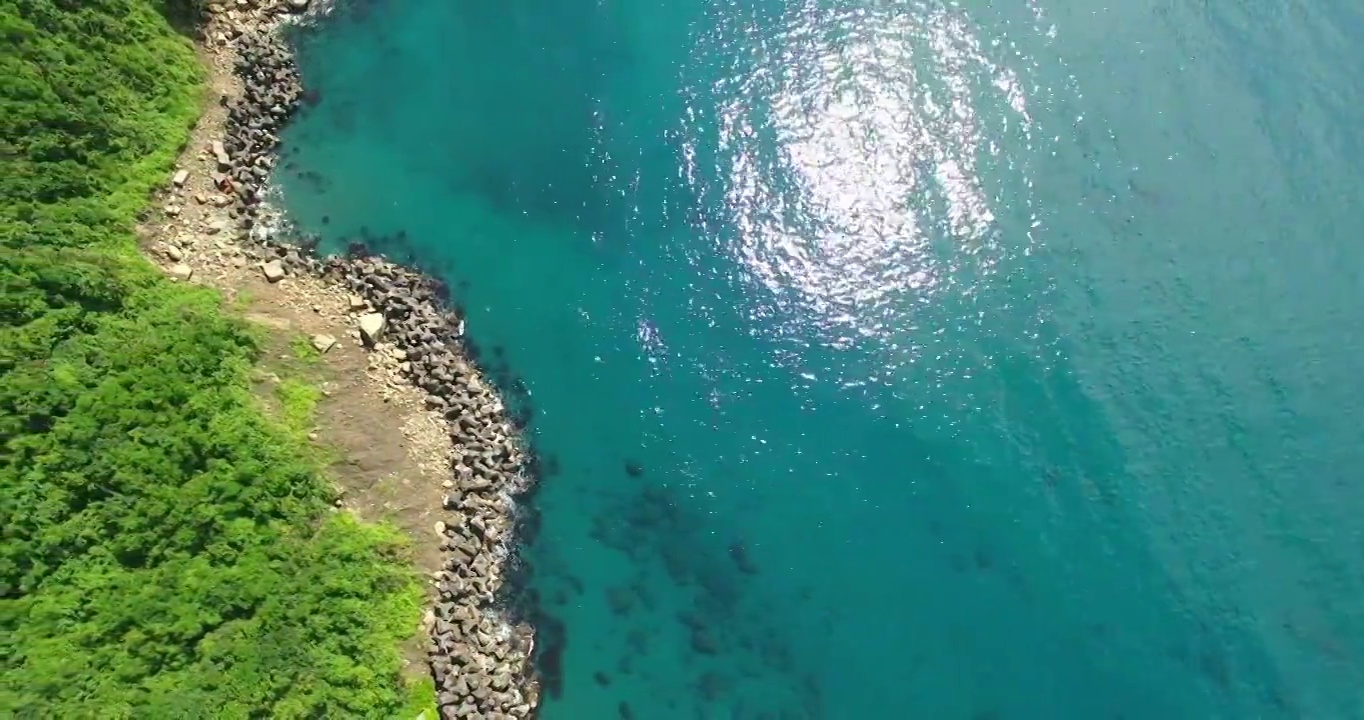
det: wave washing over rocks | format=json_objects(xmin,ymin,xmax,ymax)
[{"xmin": 188, "ymin": 1, "xmax": 543, "ymax": 716}]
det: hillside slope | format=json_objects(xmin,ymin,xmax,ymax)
[{"xmin": 1, "ymin": 0, "xmax": 427, "ymax": 715}]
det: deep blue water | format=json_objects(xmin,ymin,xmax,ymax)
[{"xmin": 276, "ymin": 0, "xmax": 1364, "ymax": 717}]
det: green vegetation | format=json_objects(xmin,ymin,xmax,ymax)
[
  {"xmin": 274, "ymin": 376, "xmax": 323, "ymax": 437},
  {"xmin": 288, "ymin": 333, "xmax": 325, "ymax": 363},
  {"xmin": 1, "ymin": 0, "xmax": 430, "ymax": 716}
]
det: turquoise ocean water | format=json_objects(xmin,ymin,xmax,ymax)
[{"xmin": 275, "ymin": 0, "xmax": 1364, "ymax": 717}]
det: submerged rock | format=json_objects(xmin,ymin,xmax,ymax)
[{"xmin": 728, "ymin": 541, "xmax": 759, "ymax": 575}]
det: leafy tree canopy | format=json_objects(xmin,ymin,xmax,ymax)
[{"xmin": 1, "ymin": 0, "xmax": 429, "ymax": 716}]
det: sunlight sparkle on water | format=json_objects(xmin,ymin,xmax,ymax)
[{"xmin": 684, "ymin": 3, "xmax": 1032, "ymax": 365}]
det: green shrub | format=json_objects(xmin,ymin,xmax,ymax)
[{"xmin": 1, "ymin": 0, "xmax": 427, "ymax": 715}]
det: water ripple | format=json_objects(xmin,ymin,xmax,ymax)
[{"xmin": 682, "ymin": 1, "xmax": 1037, "ymax": 358}]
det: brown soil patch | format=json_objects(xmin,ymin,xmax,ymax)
[{"xmin": 242, "ymin": 287, "xmax": 450, "ymax": 574}]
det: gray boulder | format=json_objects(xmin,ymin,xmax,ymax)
[
  {"xmin": 358, "ymin": 312, "xmax": 386, "ymax": 345},
  {"xmin": 311, "ymin": 334, "xmax": 337, "ymax": 353},
  {"xmin": 261, "ymin": 259, "xmax": 285, "ymax": 282}
]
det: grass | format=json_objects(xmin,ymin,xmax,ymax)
[
  {"xmin": 289, "ymin": 332, "xmax": 325, "ymax": 362},
  {"xmin": 230, "ymin": 287, "xmax": 257, "ymax": 311},
  {"xmin": 402, "ymin": 675, "xmax": 441, "ymax": 720},
  {"xmin": 276, "ymin": 376, "xmax": 323, "ymax": 434}
]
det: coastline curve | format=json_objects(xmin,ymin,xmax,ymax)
[{"xmin": 184, "ymin": 1, "xmax": 544, "ymax": 716}]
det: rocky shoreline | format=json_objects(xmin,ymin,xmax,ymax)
[{"xmin": 169, "ymin": 2, "xmax": 541, "ymax": 717}]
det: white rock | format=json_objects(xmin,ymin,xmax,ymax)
[
  {"xmin": 261, "ymin": 259, "xmax": 285, "ymax": 283},
  {"xmin": 169, "ymin": 264, "xmax": 193, "ymax": 281},
  {"xmin": 311, "ymin": 334, "xmax": 337, "ymax": 353},
  {"xmin": 164, "ymin": 244, "xmax": 184, "ymax": 262},
  {"xmin": 172, "ymin": 169, "xmax": 189, "ymax": 187},
  {"xmin": 358, "ymin": 312, "xmax": 386, "ymax": 345},
  {"xmin": 347, "ymin": 294, "xmax": 366, "ymax": 311},
  {"xmin": 206, "ymin": 219, "xmax": 228, "ymax": 235}
]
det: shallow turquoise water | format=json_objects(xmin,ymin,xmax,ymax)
[{"xmin": 276, "ymin": 0, "xmax": 1364, "ymax": 717}]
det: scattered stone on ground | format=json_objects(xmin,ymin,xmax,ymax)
[
  {"xmin": 311, "ymin": 333, "xmax": 337, "ymax": 353},
  {"xmin": 262, "ymin": 259, "xmax": 286, "ymax": 282},
  {"xmin": 358, "ymin": 312, "xmax": 386, "ymax": 345}
]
